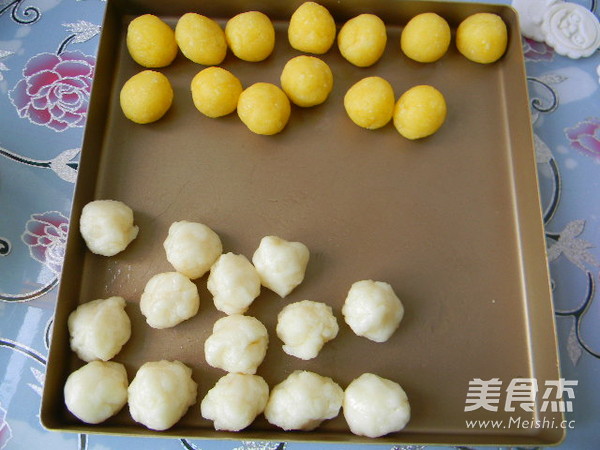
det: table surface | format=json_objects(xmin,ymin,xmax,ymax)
[{"xmin": 1, "ymin": 0, "xmax": 599, "ymax": 449}]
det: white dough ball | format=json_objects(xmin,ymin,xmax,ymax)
[
  {"xmin": 342, "ymin": 280, "xmax": 404, "ymax": 342},
  {"xmin": 128, "ymin": 360, "xmax": 197, "ymax": 431},
  {"xmin": 79, "ymin": 199, "xmax": 139, "ymax": 256},
  {"xmin": 163, "ymin": 221, "xmax": 222, "ymax": 279},
  {"xmin": 343, "ymin": 373, "xmax": 410, "ymax": 437},
  {"xmin": 201, "ymin": 373, "xmax": 269, "ymax": 431},
  {"xmin": 276, "ymin": 300, "xmax": 338, "ymax": 360},
  {"xmin": 264, "ymin": 370, "xmax": 343, "ymax": 431},
  {"xmin": 252, "ymin": 235, "xmax": 309, "ymax": 298},
  {"xmin": 207, "ymin": 252, "xmax": 261, "ymax": 315},
  {"xmin": 68, "ymin": 296, "xmax": 131, "ymax": 362},
  {"xmin": 140, "ymin": 272, "xmax": 200, "ymax": 329},
  {"xmin": 204, "ymin": 314, "xmax": 268, "ymax": 374},
  {"xmin": 64, "ymin": 361, "xmax": 128, "ymax": 424}
]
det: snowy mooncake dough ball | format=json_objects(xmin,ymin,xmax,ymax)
[
  {"xmin": 80, "ymin": 199, "xmax": 139, "ymax": 256},
  {"xmin": 237, "ymin": 83, "xmax": 291, "ymax": 135},
  {"xmin": 344, "ymin": 76, "xmax": 395, "ymax": 130},
  {"xmin": 207, "ymin": 252, "xmax": 261, "ymax": 315},
  {"xmin": 163, "ymin": 220, "xmax": 222, "ymax": 279},
  {"xmin": 338, "ymin": 14, "xmax": 387, "ymax": 67},
  {"xmin": 64, "ymin": 361, "xmax": 128, "ymax": 424},
  {"xmin": 280, "ymin": 55, "xmax": 333, "ymax": 107},
  {"xmin": 393, "ymin": 85, "xmax": 447, "ymax": 140},
  {"xmin": 127, "ymin": 14, "xmax": 177, "ymax": 68},
  {"xmin": 456, "ymin": 13, "xmax": 508, "ymax": 64},
  {"xmin": 264, "ymin": 370, "xmax": 343, "ymax": 431},
  {"xmin": 140, "ymin": 272, "xmax": 200, "ymax": 329},
  {"xmin": 225, "ymin": 11, "xmax": 275, "ymax": 62},
  {"xmin": 342, "ymin": 280, "xmax": 404, "ymax": 343},
  {"xmin": 191, "ymin": 67, "xmax": 243, "ymax": 118},
  {"xmin": 120, "ymin": 70, "xmax": 173, "ymax": 124},
  {"xmin": 68, "ymin": 296, "xmax": 131, "ymax": 362},
  {"xmin": 204, "ymin": 314, "xmax": 269, "ymax": 374},
  {"xmin": 401, "ymin": 13, "xmax": 451, "ymax": 63},
  {"xmin": 175, "ymin": 13, "xmax": 227, "ymax": 65},
  {"xmin": 288, "ymin": 2, "xmax": 336, "ymax": 54},
  {"xmin": 201, "ymin": 373, "xmax": 269, "ymax": 431},
  {"xmin": 252, "ymin": 235, "xmax": 309, "ymax": 298},
  {"xmin": 343, "ymin": 373, "xmax": 410, "ymax": 437},
  {"xmin": 128, "ymin": 360, "xmax": 197, "ymax": 431},
  {"xmin": 276, "ymin": 300, "xmax": 338, "ymax": 360}
]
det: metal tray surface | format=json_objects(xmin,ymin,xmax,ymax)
[{"xmin": 41, "ymin": 0, "xmax": 563, "ymax": 446}]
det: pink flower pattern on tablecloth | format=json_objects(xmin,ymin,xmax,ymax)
[
  {"xmin": 523, "ymin": 37, "xmax": 554, "ymax": 62},
  {"xmin": 0, "ymin": 403, "xmax": 12, "ymax": 449},
  {"xmin": 21, "ymin": 211, "xmax": 69, "ymax": 275},
  {"xmin": 565, "ymin": 117, "xmax": 600, "ymax": 160},
  {"xmin": 9, "ymin": 51, "xmax": 95, "ymax": 132}
]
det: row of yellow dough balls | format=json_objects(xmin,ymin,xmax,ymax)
[{"xmin": 126, "ymin": 4, "xmax": 508, "ymax": 70}]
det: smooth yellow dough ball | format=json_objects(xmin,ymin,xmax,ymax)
[
  {"xmin": 280, "ymin": 56, "xmax": 333, "ymax": 107},
  {"xmin": 175, "ymin": 13, "xmax": 227, "ymax": 65},
  {"xmin": 456, "ymin": 13, "xmax": 507, "ymax": 64},
  {"xmin": 225, "ymin": 11, "xmax": 275, "ymax": 62},
  {"xmin": 127, "ymin": 14, "xmax": 178, "ymax": 68},
  {"xmin": 288, "ymin": 2, "xmax": 336, "ymax": 54},
  {"xmin": 344, "ymin": 76, "xmax": 395, "ymax": 130},
  {"xmin": 237, "ymin": 83, "xmax": 291, "ymax": 135},
  {"xmin": 393, "ymin": 85, "xmax": 447, "ymax": 140},
  {"xmin": 120, "ymin": 70, "xmax": 173, "ymax": 124},
  {"xmin": 401, "ymin": 13, "xmax": 451, "ymax": 63},
  {"xmin": 338, "ymin": 14, "xmax": 387, "ymax": 67},
  {"xmin": 191, "ymin": 67, "xmax": 243, "ymax": 118}
]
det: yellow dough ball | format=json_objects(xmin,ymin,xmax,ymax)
[
  {"xmin": 237, "ymin": 83, "xmax": 291, "ymax": 135},
  {"xmin": 280, "ymin": 55, "xmax": 333, "ymax": 107},
  {"xmin": 401, "ymin": 13, "xmax": 451, "ymax": 63},
  {"xmin": 344, "ymin": 76, "xmax": 395, "ymax": 130},
  {"xmin": 191, "ymin": 67, "xmax": 242, "ymax": 118},
  {"xmin": 456, "ymin": 13, "xmax": 507, "ymax": 64},
  {"xmin": 225, "ymin": 11, "xmax": 275, "ymax": 62},
  {"xmin": 338, "ymin": 14, "xmax": 387, "ymax": 67},
  {"xmin": 288, "ymin": 2, "xmax": 336, "ymax": 54},
  {"xmin": 175, "ymin": 13, "xmax": 227, "ymax": 65},
  {"xmin": 393, "ymin": 85, "xmax": 446, "ymax": 140},
  {"xmin": 127, "ymin": 14, "xmax": 178, "ymax": 68},
  {"xmin": 120, "ymin": 70, "xmax": 173, "ymax": 124}
]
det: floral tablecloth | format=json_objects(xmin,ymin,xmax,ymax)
[{"xmin": 1, "ymin": 0, "xmax": 599, "ymax": 449}]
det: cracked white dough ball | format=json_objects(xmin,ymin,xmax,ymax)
[
  {"xmin": 276, "ymin": 300, "xmax": 338, "ymax": 360},
  {"xmin": 79, "ymin": 199, "xmax": 139, "ymax": 256},
  {"xmin": 204, "ymin": 314, "xmax": 268, "ymax": 374},
  {"xmin": 64, "ymin": 361, "xmax": 128, "ymax": 424},
  {"xmin": 252, "ymin": 235, "xmax": 309, "ymax": 298},
  {"xmin": 264, "ymin": 370, "xmax": 343, "ymax": 431},
  {"xmin": 343, "ymin": 373, "xmax": 410, "ymax": 437},
  {"xmin": 128, "ymin": 360, "xmax": 197, "ymax": 431},
  {"xmin": 68, "ymin": 296, "xmax": 131, "ymax": 362},
  {"xmin": 201, "ymin": 373, "xmax": 269, "ymax": 431},
  {"xmin": 140, "ymin": 272, "xmax": 200, "ymax": 329},
  {"xmin": 207, "ymin": 252, "xmax": 261, "ymax": 315},
  {"xmin": 342, "ymin": 280, "xmax": 404, "ymax": 342},
  {"xmin": 163, "ymin": 220, "xmax": 222, "ymax": 279}
]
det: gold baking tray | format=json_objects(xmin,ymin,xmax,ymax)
[{"xmin": 41, "ymin": 0, "xmax": 563, "ymax": 446}]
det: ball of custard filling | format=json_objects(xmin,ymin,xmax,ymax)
[
  {"xmin": 344, "ymin": 76, "xmax": 395, "ymax": 130},
  {"xmin": 120, "ymin": 70, "xmax": 173, "ymax": 124},
  {"xmin": 338, "ymin": 14, "xmax": 387, "ymax": 67},
  {"xmin": 237, "ymin": 83, "xmax": 291, "ymax": 135},
  {"xmin": 401, "ymin": 13, "xmax": 451, "ymax": 63},
  {"xmin": 191, "ymin": 67, "xmax": 243, "ymax": 118},
  {"xmin": 288, "ymin": 2, "xmax": 336, "ymax": 54},
  {"xmin": 456, "ymin": 13, "xmax": 508, "ymax": 64},
  {"xmin": 175, "ymin": 13, "xmax": 227, "ymax": 65},
  {"xmin": 393, "ymin": 85, "xmax": 447, "ymax": 140},
  {"xmin": 127, "ymin": 14, "xmax": 177, "ymax": 68},
  {"xmin": 280, "ymin": 55, "xmax": 333, "ymax": 107},
  {"xmin": 225, "ymin": 11, "xmax": 275, "ymax": 62}
]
